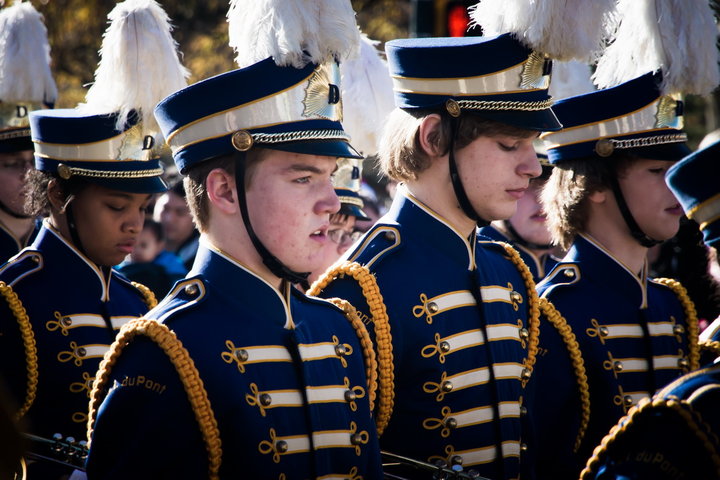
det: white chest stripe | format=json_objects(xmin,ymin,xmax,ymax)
[
  {"xmin": 448, "ymin": 363, "xmax": 524, "ymax": 391},
  {"xmin": 479, "ymin": 286, "xmax": 512, "ymax": 304},
  {"xmin": 244, "ymin": 346, "xmax": 293, "ymax": 364},
  {"xmin": 452, "ymin": 401, "xmax": 521, "ymax": 428},
  {"xmin": 430, "ymin": 291, "xmax": 476, "ymax": 313},
  {"xmin": 298, "ymin": 343, "xmax": 339, "ymax": 361},
  {"xmin": 603, "ymin": 322, "xmax": 676, "ymax": 339},
  {"xmin": 57, "ymin": 314, "xmax": 135, "ymax": 330},
  {"xmin": 455, "ymin": 441, "xmax": 522, "ymax": 466}
]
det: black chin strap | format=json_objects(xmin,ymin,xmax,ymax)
[
  {"xmin": 233, "ymin": 151, "xmax": 311, "ymax": 286},
  {"xmin": 502, "ymin": 220, "xmax": 554, "ymax": 251},
  {"xmin": 609, "ymin": 174, "xmax": 662, "ymax": 248},
  {"xmin": 447, "ymin": 117, "xmax": 490, "ymax": 228},
  {"xmin": 0, "ymin": 200, "xmax": 31, "ymax": 219}
]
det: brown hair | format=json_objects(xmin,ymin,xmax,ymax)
[
  {"xmin": 378, "ymin": 108, "xmax": 537, "ymax": 182},
  {"xmin": 541, "ymin": 154, "xmax": 637, "ymax": 249},
  {"xmin": 24, "ymin": 169, "xmax": 89, "ymax": 217}
]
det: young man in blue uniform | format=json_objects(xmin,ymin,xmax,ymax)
[
  {"xmin": 579, "ymin": 138, "xmax": 720, "ymax": 480},
  {"xmin": 85, "ymin": 57, "xmax": 383, "ymax": 479},
  {"xmin": 0, "ymin": 2, "xmax": 57, "ymax": 263},
  {"xmin": 309, "ymin": 34, "xmax": 562, "ymax": 479},
  {"xmin": 530, "ymin": 72, "xmax": 700, "ymax": 479}
]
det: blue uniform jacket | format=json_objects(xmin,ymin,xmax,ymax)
[
  {"xmin": 315, "ymin": 188, "xmax": 538, "ymax": 480},
  {"xmin": 478, "ymin": 225, "xmax": 558, "ymax": 283},
  {"xmin": 531, "ymin": 233, "xmax": 697, "ymax": 480},
  {"xmin": 0, "ymin": 222, "xmax": 151, "ymax": 441},
  {"xmin": 86, "ymin": 242, "xmax": 383, "ymax": 480},
  {"xmin": 581, "ymin": 362, "xmax": 720, "ymax": 479},
  {"xmin": 0, "ymin": 218, "xmax": 40, "ymax": 265}
]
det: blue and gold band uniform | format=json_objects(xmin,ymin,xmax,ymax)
[
  {"xmin": 529, "ymin": 72, "xmax": 699, "ymax": 479},
  {"xmin": 0, "ymin": 219, "xmax": 41, "ymax": 265},
  {"xmin": 314, "ymin": 186, "xmax": 539, "ymax": 480},
  {"xmin": 86, "ymin": 242, "xmax": 382, "ymax": 479},
  {"xmin": 479, "ymin": 225, "xmax": 558, "ymax": 283},
  {"xmin": 0, "ymin": 221, "xmax": 154, "ymax": 440}
]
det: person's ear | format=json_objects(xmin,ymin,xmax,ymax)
[
  {"xmin": 205, "ymin": 168, "xmax": 238, "ymax": 215},
  {"xmin": 588, "ymin": 188, "xmax": 608, "ymax": 204},
  {"xmin": 47, "ymin": 179, "xmax": 69, "ymax": 212},
  {"xmin": 418, "ymin": 114, "xmax": 446, "ymax": 158}
]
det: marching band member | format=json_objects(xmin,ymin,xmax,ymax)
[{"xmin": 85, "ymin": 1, "xmax": 383, "ymax": 478}]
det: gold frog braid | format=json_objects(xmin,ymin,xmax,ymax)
[
  {"xmin": 539, "ymin": 297, "xmax": 590, "ymax": 452},
  {"xmin": 308, "ymin": 261, "xmax": 395, "ymax": 435},
  {"xmin": 87, "ymin": 318, "xmax": 222, "ymax": 480},
  {"xmin": 500, "ymin": 243, "xmax": 540, "ymax": 386},
  {"xmin": 327, "ymin": 298, "xmax": 378, "ymax": 410},
  {"xmin": 0, "ymin": 282, "xmax": 38, "ymax": 420},
  {"xmin": 655, "ymin": 278, "xmax": 700, "ymax": 370},
  {"xmin": 700, "ymin": 340, "xmax": 720, "ymax": 359},
  {"xmin": 132, "ymin": 281, "xmax": 158, "ymax": 309}
]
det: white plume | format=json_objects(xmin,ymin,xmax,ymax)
[
  {"xmin": 0, "ymin": 1, "xmax": 57, "ymax": 104},
  {"xmin": 80, "ymin": 0, "xmax": 189, "ymax": 133},
  {"xmin": 549, "ymin": 60, "xmax": 596, "ymax": 101},
  {"xmin": 469, "ymin": 0, "xmax": 616, "ymax": 62},
  {"xmin": 593, "ymin": 0, "xmax": 719, "ymax": 96},
  {"xmin": 340, "ymin": 33, "xmax": 395, "ymax": 157},
  {"xmin": 228, "ymin": 0, "xmax": 361, "ymax": 69}
]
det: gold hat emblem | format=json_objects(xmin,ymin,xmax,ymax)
[
  {"xmin": 521, "ymin": 52, "xmax": 551, "ymax": 90},
  {"xmin": 303, "ymin": 62, "xmax": 343, "ymax": 122},
  {"xmin": 655, "ymin": 94, "xmax": 684, "ymax": 129}
]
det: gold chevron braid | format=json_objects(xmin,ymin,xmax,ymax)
[
  {"xmin": 308, "ymin": 261, "xmax": 395, "ymax": 436},
  {"xmin": 655, "ymin": 278, "xmax": 700, "ymax": 370},
  {"xmin": 580, "ymin": 396, "xmax": 720, "ymax": 479},
  {"xmin": 87, "ymin": 318, "xmax": 222, "ymax": 480},
  {"xmin": 539, "ymin": 297, "xmax": 590, "ymax": 452},
  {"xmin": 499, "ymin": 243, "xmax": 540, "ymax": 387},
  {"xmin": 131, "ymin": 281, "xmax": 158, "ymax": 309},
  {"xmin": 0, "ymin": 282, "xmax": 38, "ymax": 420},
  {"xmin": 327, "ymin": 298, "xmax": 378, "ymax": 411}
]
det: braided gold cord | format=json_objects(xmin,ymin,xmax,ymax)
[
  {"xmin": 87, "ymin": 318, "xmax": 222, "ymax": 480},
  {"xmin": 700, "ymin": 340, "xmax": 720, "ymax": 359},
  {"xmin": 132, "ymin": 281, "xmax": 158, "ymax": 309},
  {"xmin": 500, "ymin": 243, "xmax": 540, "ymax": 387},
  {"xmin": 308, "ymin": 261, "xmax": 395, "ymax": 435},
  {"xmin": 0, "ymin": 282, "xmax": 38, "ymax": 421},
  {"xmin": 539, "ymin": 297, "xmax": 590, "ymax": 452},
  {"xmin": 327, "ymin": 298, "xmax": 378, "ymax": 411},
  {"xmin": 655, "ymin": 278, "xmax": 700, "ymax": 370},
  {"xmin": 580, "ymin": 397, "xmax": 720, "ymax": 479}
]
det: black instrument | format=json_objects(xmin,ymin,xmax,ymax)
[
  {"xmin": 382, "ymin": 451, "xmax": 490, "ymax": 480},
  {"xmin": 19, "ymin": 433, "xmax": 88, "ymax": 476}
]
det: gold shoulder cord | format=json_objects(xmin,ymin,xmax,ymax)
[
  {"xmin": 131, "ymin": 281, "xmax": 158, "ymax": 309},
  {"xmin": 539, "ymin": 297, "xmax": 591, "ymax": 452},
  {"xmin": 700, "ymin": 340, "xmax": 720, "ymax": 359},
  {"xmin": 500, "ymin": 243, "xmax": 540, "ymax": 387},
  {"xmin": 308, "ymin": 261, "xmax": 395, "ymax": 435},
  {"xmin": 580, "ymin": 396, "xmax": 720, "ymax": 479},
  {"xmin": 326, "ymin": 298, "xmax": 378, "ymax": 410},
  {"xmin": 87, "ymin": 318, "xmax": 222, "ymax": 480},
  {"xmin": 0, "ymin": 282, "xmax": 38, "ymax": 420},
  {"xmin": 655, "ymin": 278, "xmax": 700, "ymax": 370}
]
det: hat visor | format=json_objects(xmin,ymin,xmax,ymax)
[
  {"xmin": 469, "ymin": 109, "xmax": 563, "ymax": 132},
  {"xmin": 339, "ymin": 203, "xmax": 371, "ymax": 221},
  {"xmin": 86, "ymin": 176, "xmax": 168, "ymax": 194},
  {"xmin": 263, "ymin": 139, "xmax": 363, "ymax": 159},
  {"xmin": 0, "ymin": 136, "xmax": 33, "ymax": 153}
]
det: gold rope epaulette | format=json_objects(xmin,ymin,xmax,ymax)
[
  {"xmin": 326, "ymin": 298, "xmax": 378, "ymax": 411},
  {"xmin": 308, "ymin": 261, "xmax": 395, "ymax": 436},
  {"xmin": 655, "ymin": 278, "xmax": 700, "ymax": 370},
  {"xmin": 87, "ymin": 318, "xmax": 222, "ymax": 480},
  {"xmin": 580, "ymin": 396, "xmax": 720, "ymax": 479},
  {"xmin": 0, "ymin": 282, "xmax": 38, "ymax": 421},
  {"xmin": 539, "ymin": 297, "xmax": 590, "ymax": 452},
  {"xmin": 131, "ymin": 281, "xmax": 158, "ymax": 309},
  {"xmin": 499, "ymin": 243, "xmax": 540, "ymax": 388},
  {"xmin": 700, "ymin": 339, "xmax": 720, "ymax": 359}
]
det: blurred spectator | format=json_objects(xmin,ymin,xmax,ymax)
[
  {"xmin": 116, "ymin": 219, "xmax": 186, "ymax": 298},
  {"xmin": 153, "ymin": 180, "xmax": 199, "ymax": 271},
  {"xmin": 308, "ymin": 213, "xmax": 363, "ymax": 285}
]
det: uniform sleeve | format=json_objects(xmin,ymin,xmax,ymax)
[{"xmin": 85, "ymin": 336, "xmax": 207, "ymax": 480}]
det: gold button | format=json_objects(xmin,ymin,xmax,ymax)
[
  {"xmin": 384, "ymin": 231, "xmax": 396, "ymax": 242},
  {"xmin": 237, "ymin": 349, "xmax": 249, "ymax": 362},
  {"xmin": 445, "ymin": 417, "xmax": 457, "ymax": 429},
  {"xmin": 624, "ymin": 395, "xmax": 634, "ymax": 406},
  {"xmin": 450, "ymin": 455, "xmax": 463, "ymax": 466},
  {"xmin": 673, "ymin": 325, "xmax": 685, "ymax": 335},
  {"xmin": 599, "ymin": 327, "xmax": 609, "ymax": 337},
  {"xmin": 445, "ymin": 99, "xmax": 461, "ymax": 117},
  {"xmin": 231, "ymin": 130, "xmax": 254, "ymax": 151},
  {"xmin": 57, "ymin": 163, "xmax": 72, "ymax": 180},
  {"xmin": 184, "ymin": 284, "xmax": 198, "ymax": 296},
  {"xmin": 77, "ymin": 347, "xmax": 86, "ymax": 357},
  {"xmin": 520, "ymin": 406, "xmax": 528, "ymax": 416},
  {"xmin": 521, "ymin": 368, "xmax": 531, "ymax": 380},
  {"xmin": 259, "ymin": 393, "xmax": 272, "ymax": 406},
  {"xmin": 510, "ymin": 291, "xmax": 522, "ymax": 303},
  {"xmin": 520, "ymin": 443, "xmax": 528, "ymax": 452},
  {"xmin": 31, "ymin": 255, "xmax": 40, "ymax": 264},
  {"xmin": 594, "ymin": 139, "xmax": 615, "ymax": 157},
  {"xmin": 275, "ymin": 440, "xmax": 288, "ymax": 453},
  {"xmin": 441, "ymin": 381, "xmax": 454, "ymax": 392},
  {"xmin": 519, "ymin": 328, "xmax": 529, "ymax": 340},
  {"xmin": 678, "ymin": 358, "xmax": 690, "ymax": 369},
  {"xmin": 428, "ymin": 302, "xmax": 439, "ymax": 314},
  {"xmin": 563, "ymin": 269, "xmax": 575, "ymax": 278},
  {"xmin": 335, "ymin": 344, "xmax": 347, "ymax": 356},
  {"xmin": 62, "ymin": 317, "xmax": 72, "ymax": 327},
  {"xmin": 614, "ymin": 361, "xmax": 623, "ymax": 372},
  {"xmin": 344, "ymin": 390, "xmax": 356, "ymax": 402},
  {"xmin": 350, "ymin": 433, "xmax": 363, "ymax": 445},
  {"xmin": 439, "ymin": 341, "xmax": 451, "ymax": 353}
]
